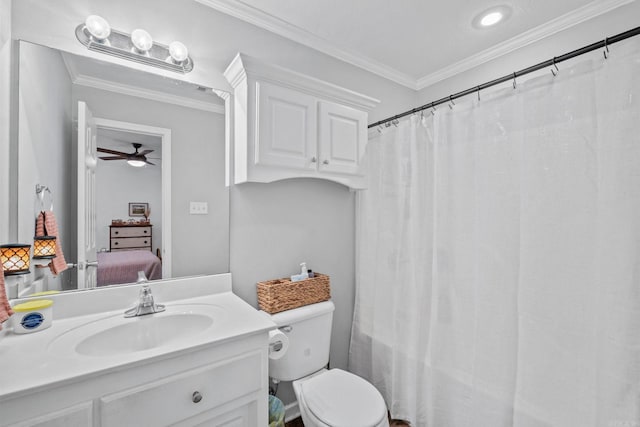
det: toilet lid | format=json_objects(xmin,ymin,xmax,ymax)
[{"xmin": 301, "ymin": 369, "xmax": 386, "ymax": 427}]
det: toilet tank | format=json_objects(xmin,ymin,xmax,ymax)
[{"xmin": 268, "ymin": 300, "xmax": 335, "ymax": 381}]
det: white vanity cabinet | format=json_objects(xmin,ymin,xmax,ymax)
[
  {"xmin": 2, "ymin": 334, "xmax": 267, "ymax": 427},
  {"xmin": 225, "ymin": 53, "xmax": 379, "ymax": 189}
]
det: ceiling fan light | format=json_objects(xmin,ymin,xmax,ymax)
[
  {"xmin": 85, "ymin": 15, "xmax": 111, "ymax": 41},
  {"xmin": 127, "ymin": 159, "xmax": 146, "ymax": 167}
]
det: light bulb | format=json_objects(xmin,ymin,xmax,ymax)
[
  {"xmin": 131, "ymin": 29, "xmax": 153, "ymax": 52},
  {"xmin": 127, "ymin": 159, "xmax": 146, "ymax": 167},
  {"xmin": 85, "ymin": 15, "xmax": 111, "ymax": 41},
  {"xmin": 168, "ymin": 41, "xmax": 189, "ymax": 63}
]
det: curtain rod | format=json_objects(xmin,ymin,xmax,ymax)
[{"xmin": 369, "ymin": 25, "xmax": 640, "ymax": 129}]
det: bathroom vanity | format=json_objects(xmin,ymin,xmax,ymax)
[{"xmin": 0, "ymin": 274, "xmax": 275, "ymax": 427}]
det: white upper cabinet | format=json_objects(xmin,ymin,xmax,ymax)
[
  {"xmin": 224, "ymin": 53, "xmax": 379, "ymax": 189},
  {"xmin": 256, "ymin": 81, "xmax": 318, "ymax": 170}
]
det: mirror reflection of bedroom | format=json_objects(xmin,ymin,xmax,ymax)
[
  {"xmin": 14, "ymin": 40, "xmax": 229, "ymax": 297},
  {"xmin": 95, "ymin": 128, "xmax": 162, "ymax": 287}
]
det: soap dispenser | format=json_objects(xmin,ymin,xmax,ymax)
[
  {"xmin": 299, "ymin": 262, "xmax": 309, "ymax": 280},
  {"xmin": 291, "ymin": 262, "xmax": 310, "ymax": 282}
]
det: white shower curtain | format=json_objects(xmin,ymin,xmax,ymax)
[{"xmin": 350, "ymin": 38, "xmax": 640, "ymax": 427}]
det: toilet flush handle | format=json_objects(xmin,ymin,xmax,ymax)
[{"xmin": 279, "ymin": 325, "xmax": 292, "ymax": 333}]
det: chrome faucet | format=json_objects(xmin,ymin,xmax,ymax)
[{"xmin": 124, "ymin": 284, "xmax": 166, "ymax": 318}]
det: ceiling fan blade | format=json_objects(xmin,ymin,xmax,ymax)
[
  {"xmin": 99, "ymin": 156, "xmax": 126, "ymax": 160},
  {"xmin": 138, "ymin": 149, "xmax": 154, "ymax": 156},
  {"xmin": 98, "ymin": 147, "xmax": 129, "ymax": 156},
  {"xmin": 145, "ymin": 160, "xmax": 156, "ymax": 166}
]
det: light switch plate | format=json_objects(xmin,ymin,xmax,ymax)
[{"xmin": 189, "ymin": 201, "xmax": 208, "ymax": 214}]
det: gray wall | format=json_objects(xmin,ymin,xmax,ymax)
[
  {"xmin": 17, "ymin": 42, "xmax": 73, "ymax": 291},
  {"xmin": 72, "ymin": 85, "xmax": 229, "ymax": 278},
  {"xmin": 230, "ymin": 178, "xmax": 356, "ymax": 404}
]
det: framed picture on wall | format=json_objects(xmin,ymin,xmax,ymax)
[{"xmin": 129, "ymin": 202, "xmax": 149, "ymax": 217}]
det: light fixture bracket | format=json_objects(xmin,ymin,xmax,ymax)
[{"xmin": 75, "ymin": 24, "xmax": 194, "ymax": 74}]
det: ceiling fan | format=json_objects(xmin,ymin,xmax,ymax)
[{"xmin": 97, "ymin": 143, "xmax": 155, "ymax": 167}]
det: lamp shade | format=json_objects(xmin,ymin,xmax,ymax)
[
  {"xmin": 1, "ymin": 244, "xmax": 31, "ymax": 275},
  {"xmin": 33, "ymin": 236, "xmax": 57, "ymax": 259}
]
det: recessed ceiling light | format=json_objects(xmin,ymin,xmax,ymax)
[
  {"xmin": 472, "ymin": 5, "xmax": 512, "ymax": 29},
  {"xmin": 481, "ymin": 11, "xmax": 503, "ymax": 26}
]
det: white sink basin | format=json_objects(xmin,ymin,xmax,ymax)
[{"xmin": 48, "ymin": 304, "xmax": 225, "ymax": 357}]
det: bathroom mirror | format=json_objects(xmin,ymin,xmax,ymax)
[{"xmin": 11, "ymin": 40, "xmax": 229, "ymax": 295}]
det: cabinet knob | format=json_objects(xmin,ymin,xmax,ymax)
[
  {"xmin": 322, "ymin": 160, "xmax": 330, "ymax": 165},
  {"xmin": 115, "ymin": 231, "xmax": 119, "ymax": 235},
  {"xmin": 144, "ymin": 241, "xmax": 148, "ymax": 244},
  {"xmin": 310, "ymin": 157, "xmax": 317, "ymax": 163},
  {"xmin": 114, "ymin": 242, "xmax": 119, "ymax": 245},
  {"xmin": 192, "ymin": 391, "xmax": 203, "ymax": 403},
  {"xmin": 144, "ymin": 230, "xmax": 148, "ymax": 234}
]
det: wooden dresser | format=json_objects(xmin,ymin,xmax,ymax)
[{"xmin": 109, "ymin": 224, "xmax": 152, "ymax": 252}]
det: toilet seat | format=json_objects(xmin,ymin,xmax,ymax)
[{"xmin": 299, "ymin": 369, "xmax": 387, "ymax": 427}]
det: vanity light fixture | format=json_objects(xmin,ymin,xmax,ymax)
[
  {"xmin": 0, "ymin": 244, "xmax": 32, "ymax": 276},
  {"xmin": 76, "ymin": 15, "xmax": 194, "ymax": 73},
  {"xmin": 33, "ymin": 236, "xmax": 57, "ymax": 260}
]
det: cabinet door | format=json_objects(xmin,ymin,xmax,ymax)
[
  {"xmin": 318, "ymin": 101, "xmax": 367, "ymax": 176},
  {"xmin": 256, "ymin": 81, "xmax": 317, "ymax": 170},
  {"xmin": 13, "ymin": 402, "xmax": 93, "ymax": 427}
]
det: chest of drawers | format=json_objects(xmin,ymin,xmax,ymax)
[{"xmin": 109, "ymin": 224, "xmax": 152, "ymax": 252}]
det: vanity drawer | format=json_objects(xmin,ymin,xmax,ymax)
[
  {"xmin": 110, "ymin": 226, "xmax": 151, "ymax": 238},
  {"xmin": 99, "ymin": 351, "xmax": 262, "ymax": 427},
  {"xmin": 110, "ymin": 237, "xmax": 151, "ymax": 249}
]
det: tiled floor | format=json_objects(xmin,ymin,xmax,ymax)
[{"xmin": 285, "ymin": 417, "xmax": 304, "ymax": 427}]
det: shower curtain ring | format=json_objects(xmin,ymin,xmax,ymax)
[
  {"xmin": 431, "ymin": 103, "xmax": 436, "ymax": 116},
  {"xmin": 477, "ymin": 86, "xmax": 481, "ymax": 102},
  {"xmin": 448, "ymin": 96, "xmax": 455, "ymax": 110},
  {"xmin": 603, "ymin": 37, "xmax": 610, "ymax": 59},
  {"xmin": 512, "ymin": 72, "xmax": 517, "ymax": 89},
  {"xmin": 551, "ymin": 57, "xmax": 559, "ymax": 76}
]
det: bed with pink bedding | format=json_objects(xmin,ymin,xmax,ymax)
[{"xmin": 97, "ymin": 250, "xmax": 162, "ymax": 286}]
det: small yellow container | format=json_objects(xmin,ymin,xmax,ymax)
[{"xmin": 11, "ymin": 299, "xmax": 54, "ymax": 334}]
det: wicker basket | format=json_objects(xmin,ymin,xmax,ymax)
[{"xmin": 257, "ymin": 273, "xmax": 330, "ymax": 314}]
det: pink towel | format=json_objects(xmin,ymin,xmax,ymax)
[
  {"xmin": 0, "ymin": 268, "xmax": 14, "ymax": 331},
  {"xmin": 36, "ymin": 211, "xmax": 68, "ymax": 275}
]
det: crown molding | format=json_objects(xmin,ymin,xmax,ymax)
[
  {"xmin": 416, "ymin": 0, "xmax": 634, "ymax": 90},
  {"xmin": 196, "ymin": 0, "xmax": 632, "ymax": 93},
  {"xmin": 224, "ymin": 52, "xmax": 380, "ymax": 111},
  {"xmin": 195, "ymin": 0, "xmax": 418, "ymax": 90},
  {"xmin": 62, "ymin": 54, "xmax": 225, "ymax": 114}
]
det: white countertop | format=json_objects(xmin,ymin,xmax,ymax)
[{"xmin": 0, "ymin": 274, "xmax": 276, "ymax": 401}]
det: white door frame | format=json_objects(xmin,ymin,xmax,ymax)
[{"xmin": 93, "ymin": 117, "xmax": 172, "ymax": 279}]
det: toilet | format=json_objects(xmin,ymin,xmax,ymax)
[{"xmin": 268, "ymin": 301, "xmax": 389, "ymax": 427}]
